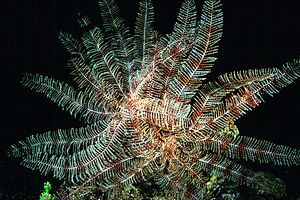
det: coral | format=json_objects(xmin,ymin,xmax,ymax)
[{"xmin": 40, "ymin": 182, "xmax": 54, "ymax": 200}]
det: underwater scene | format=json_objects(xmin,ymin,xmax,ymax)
[{"xmin": 1, "ymin": 0, "xmax": 300, "ymax": 199}]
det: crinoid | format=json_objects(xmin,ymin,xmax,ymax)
[{"xmin": 8, "ymin": 0, "xmax": 300, "ymax": 199}]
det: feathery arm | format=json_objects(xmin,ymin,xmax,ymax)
[
  {"xmin": 168, "ymin": 0, "xmax": 223, "ymax": 101},
  {"xmin": 99, "ymin": 0, "xmax": 136, "ymax": 93},
  {"xmin": 192, "ymin": 60, "xmax": 300, "ymax": 134},
  {"xmin": 21, "ymin": 73, "xmax": 114, "ymax": 124}
]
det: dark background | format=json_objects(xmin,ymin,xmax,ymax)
[{"xmin": 1, "ymin": 0, "xmax": 300, "ymax": 199}]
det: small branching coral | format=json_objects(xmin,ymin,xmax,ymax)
[
  {"xmin": 8, "ymin": 0, "xmax": 300, "ymax": 199},
  {"xmin": 40, "ymin": 182, "xmax": 54, "ymax": 200}
]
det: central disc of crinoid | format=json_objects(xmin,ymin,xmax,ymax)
[{"xmin": 123, "ymin": 95, "xmax": 191, "ymax": 136}]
